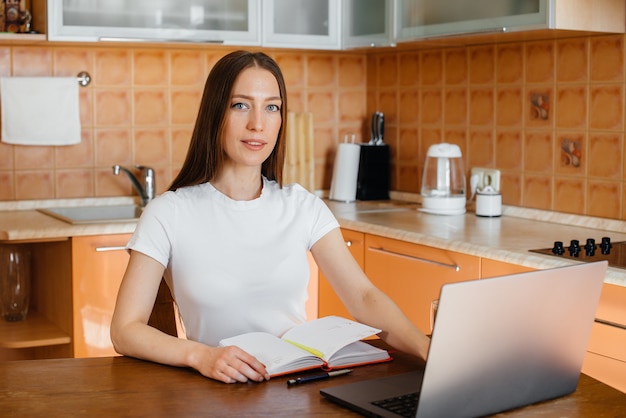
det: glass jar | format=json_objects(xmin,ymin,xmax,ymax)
[{"xmin": 0, "ymin": 244, "xmax": 31, "ymax": 322}]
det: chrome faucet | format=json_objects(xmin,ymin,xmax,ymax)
[{"xmin": 112, "ymin": 165, "xmax": 155, "ymax": 207}]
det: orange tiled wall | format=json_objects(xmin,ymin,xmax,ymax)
[
  {"xmin": 368, "ymin": 34, "xmax": 625, "ymax": 220},
  {"xmin": 1, "ymin": 33, "xmax": 625, "ymax": 221},
  {"xmin": 0, "ymin": 44, "xmax": 367, "ymax": 201}
]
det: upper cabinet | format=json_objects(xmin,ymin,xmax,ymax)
[
  {"xmin": 47, "ymin": 0, "xmax": 261, "ymax": 44},
  {"xmin": 395, "ymin": 0, "xmax": 625, "ymax": 42},
  {"xmin": 342, "ymin": 0, "xmax": 393, "ymax": 48},
  {"xmin": 262, "ymin": 0, "xmax": 341, "ymax": 50}
]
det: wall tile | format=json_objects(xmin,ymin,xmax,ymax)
[
  {"xmin": 0, "ymin": 142, "xmax": 14, "ymax": 170},
  {"xmin": 12, "ymin": 47, "xmax": 52, "ymax": 76},
  {"xmin": 170, "ymin": 89, "xmax": 202, "ymax": 125},
  {"xmin": 95, "ymin": 128, "xmax": 131, "ymax": 167},
  {"xmin": 524, "ymin": 131, "xmax": 553, "ymax": 174},
  {"xmin": 171, "ymin": 128, "xmax": 193, "ymax": 165},
  {"xmin": 0, "ymin": 47, "xmax": 11, "ymax": 76},
  {"xmin": 555, "ymin": 132, "xmax": 585, "ymax": 175},
  {"xmin": 420, "ymin": 50, "xmax": 443, "ymax": 86},
  {"xmin": 134, "ymin": 128, "xmax": 169, "ymax": 166},
  {"xmin": 15, "ymin": 170, "xmax": 54, "ymax": 200},
  {"xmin": 398, "ymin": 51, "xmax": 419, "ymax": 87},
  {"xmin": 307, "ymin": 54, "xmax": 336, "ymax": 88},
  {"xmin": 469, "ymin": 88, "xmax": 494, "ymax": 126},
  {"xmin": 338, "ymin": 55, "xmax": 366, "ymax": 88},
  {"xmin": 469, "ymin": 45, "xmax": 495, "ymax": 85},
  {"xmin": 587, "ymin": 180, "xmax": 620, "ymax": 218},
  {"xmin": 522, "ymin": 174, "xmax": 552, "ymax": 210},
  {"xmin": 0, "ymin": 172, "xmax": 13, "ymax": 200},
  {"xmin": 444, "ymin": 88, "xmax": 467, "ymax": 126},
  {"xmin": 590, "ymin": 35, "xmax": 624, "ymax": 82},
  {"xmin": 444, "ymin": 48, "xmax": 467, "ymax": 86},
  {"xmin": 589, "ymin": 85, "xmax": 624, "ymax": 131},
  {"xmin": 500, "ymin": 171, "xmax": 521, "ymax": 206},
  {"xmin": 496, "ymin": 87, "xmax": 523, "ymax": 127},
  {"xmin": 134, "ymin": 89, "xmax": 169, "ymax": 126},
  {"xmin": 556, "ymin": 38, "xmax": 587, "ymax": 83},
  {"xmin": 495, "ymin": 130, "xmax": 523, "ymax": 171},
  {"xmin": 420, "ymin": 89, "xmax": 442, "ymax": 125},
  {"xmin": 338, "ymin": 91, "xmax": 366, "ymax": 124},
  {"xmin": 587, "ymin": 132, "xmax": 622, "ymax": 180},
  {"xmin": 398, "ymin": 89, "xmax": 420, "ymax": 125},
  {"xmin": 53, "ymin": 48, "xmax": 93, "ymax": 77},
  {"xmin": 468, "ymin": 129, "xmax": 493, "ymax": 168},
  {"xmin": 554, "ymin": 177, "xmax": 586, "ymax": 214},
  {"xmin": 133, "ymin": 49, "xmax": 168, "ymax": 86},
  {"xmin": 171, "ymin": 50, "xmax": 207, "ymax": 86},
  {"xmin": 94, "ymin": 89, "xmax": 131, "ymax": 126},
  {"xmin": 55, "ymin": 131, "xmax": 94, "ymax": 168},
  {"xmin": 525, "ymin": 41, "xmax": 554, "ymax": 84},
  {"xmin": 14, "ymin": 146, "xmax": 54, "ymax": 170},
  {"xmin": 496, "ymin": 43, "xmax": 523, "ymax": 84},
  {"xmin": 56, "ymin": 168, "xmax": 94, "ymax": 198},
  {"xmin": 94, "ymin": 49, "xmax": 131, "ymax": 86},
  {"xmin": 556, "ymin": 86, "xmax": 587, "ymax": 129},
  {"xmin": 307, "ymin": 90, "xmax": 335, "ymax": 125}
]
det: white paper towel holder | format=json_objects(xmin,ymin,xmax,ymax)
[{"xmin": 329, "ymin": 133, "xmax": 360, "ymax": 202}]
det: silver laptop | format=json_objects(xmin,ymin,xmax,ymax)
[{"xmin": 320, "ymin": 261, "xmax": 607, "ymax": 418}]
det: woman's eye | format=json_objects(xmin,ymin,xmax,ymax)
[
  {"xmin": 267, "ymin": 104, "xmax": 281, "ymax": 112},
  {"xmin": 232, "ymin": 102, "xmax": 248, "ymax": 110}
]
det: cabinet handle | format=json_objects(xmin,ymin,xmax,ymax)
[
  {"xmin": 345, "ymin": 240, "xmax": 352, "ymax": 247},
  {"xmin": 98, "ymin": 37, "xmax": 224, "ymax": 44},
  {"xmin": 595, "ymin": 318, "xmax": 626, "ymax": 331},
  {"xmin": 368, "ymin": 247, "xmax": 460, "ymax": 272},
  {"xmin": 95, "ymin": 246, "xmax": 127, "ymax": 252}
]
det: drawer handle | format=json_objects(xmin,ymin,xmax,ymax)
[
  {"xmin": 368, "ymin": 247, "xmax": 460, "ymax": 272},
  {"xmin": 595, "ymin": 318, "xmax": 626, "ymax": 331},
  {"xmin": 95, "ymin": 246, "xmax": 127, "ymax": 252}
]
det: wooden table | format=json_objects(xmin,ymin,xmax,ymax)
[{"xmin": 1, "ymin": 343, "xmax": 625, "ymax": 417}]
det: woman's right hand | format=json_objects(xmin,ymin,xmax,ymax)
[{"xmin": 189, "ymin": 344, "xmax": 270, "ymax": 384}]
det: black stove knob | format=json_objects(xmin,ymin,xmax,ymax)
[
  {"xmin": 584, "ymin": 238, "xmax": 596, "ymax": 257},
  {"xmin": 552, "ymin": 241, "xmax": 565, "ymax": 256},
  {"xmin": 600, "ymin": 237, "xmax": 612, "ymax": 255},
  {"xmin": 568, "ymin": 240, "xmax": 580, "ymax": 257}
]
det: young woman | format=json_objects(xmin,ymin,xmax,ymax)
[{"xmin": 110, "ymin": 50, "xmax": 429, "ymax": 384}]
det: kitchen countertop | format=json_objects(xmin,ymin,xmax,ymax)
[{"xmin": 1, "ymin": 196, "xmax": 626, "ymax": 286}]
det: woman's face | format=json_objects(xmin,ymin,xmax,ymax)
[{"xmin": 222, "ymin": 67, "xmax": 282, "ymax": 171}]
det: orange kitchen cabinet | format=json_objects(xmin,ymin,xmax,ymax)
[
  {"xmin": 364, "ymin": 234, "xmax": 480, "ymax": 334},
  {"xmin": 318, "ymin": 228, "xmax": 364, "ymax": 320},
  {"xmin": 72, "ymin": 234, "xmax": 131, "ymax": 358},
  {"xmin": 481, "ymin": 258, "xmax": 535, "ymax": 279},
  {"xmin": 583, "ymin": 283, "xmax": 626, "ymax": 394}
]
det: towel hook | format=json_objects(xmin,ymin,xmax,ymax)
[{"xmin": 77, "ymin": 71, "xmax": 91, "ymax": 87}]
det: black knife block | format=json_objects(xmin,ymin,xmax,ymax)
[{"xmin": 356, "ymin": 144, "xmax": 390, "ymax": 201}]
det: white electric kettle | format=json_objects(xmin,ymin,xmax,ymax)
[{"xmin": 420, "ymin": 143, "xmax": 466, "ymax": 215}]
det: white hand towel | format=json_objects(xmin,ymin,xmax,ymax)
[{"xmin": 1, "ymin": 77, "xmax": 81, "ymax": 146}]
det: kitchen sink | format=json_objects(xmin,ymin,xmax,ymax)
[{"xmin": 38, "ymin": 204, "xmax": 142, "ymax": 225}]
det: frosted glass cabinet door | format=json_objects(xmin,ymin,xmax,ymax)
[
  {"xmin": 395, "ymin": 0, "xmax": 548, "ymax": 41},
  {"xmin": 343, "ymin": 0, "xmax": 393, "ymax": 48},
  {"xmin": 47, "ymin": 0, "xmax": 261, "ymax": 44},
  {"xmin": 262, "ymin": 0, "xmax": 341, "ymax": 50}
]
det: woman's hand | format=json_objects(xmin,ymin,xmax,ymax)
[{"xmin": 189, "ymin": 344, "xmax": 270, "ymax": 384}]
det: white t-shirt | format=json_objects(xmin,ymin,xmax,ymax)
[{"xmin": 127, "ymin": 177, "xmax": 339, "ymax": 346}]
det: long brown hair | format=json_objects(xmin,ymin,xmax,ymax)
[{"xmin": 169, "ymin": 50, "xmax": 288, "ymax": 191}]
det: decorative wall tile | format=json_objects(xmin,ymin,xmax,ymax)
[{"xmin": 556, "ymin": 133, "xmax": 585, "ymax": 174}]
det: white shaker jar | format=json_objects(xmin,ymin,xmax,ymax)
[{"xmin": 475, "ymin": 186, "xmax": 502, "ymax": 217}]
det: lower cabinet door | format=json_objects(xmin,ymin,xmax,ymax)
[
  {"xmin": 72, "ymin": 234, "xmax": 131, "ymax": 358},
  {"xmin": 364, "ymin": 234, "xmax": 480, "ymax": 334}
]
